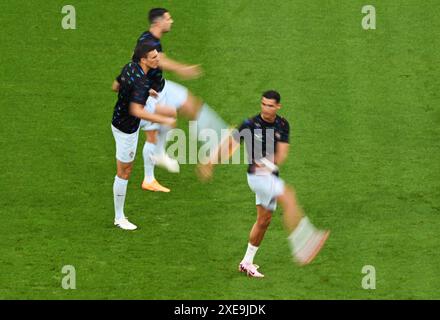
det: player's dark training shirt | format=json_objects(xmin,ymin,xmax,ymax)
[
  {"xmin": 233, "ymin": 114, "xmax": 290, "ymax": 175},
  {"xmin": 111, "ymin": 62, "xmax": 154, "ymax": 134},
  {"xmin": 133, "ymin": 31, "xmax": 165, "ymax": 92}
]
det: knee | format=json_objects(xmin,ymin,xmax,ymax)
[
  {"xmin": 277, "ymin": 186, "xmax": 296, "ymax": 205},
  {"xmin": 182, "ymin": 94, "xmax": 203, "ymax": 119},
  {"xmin": 257, "ymin": 214, "xmax": 272, "ymax": 229},
  {"xmin": 286, "ymin": 185, "xmax": 296, "ymax": 196},
  {"xmin": 146, "ymin": 131, "xmax": 158, "ymax": 144},
  {"xmin": 118, "ymin": 173, "xmax": 130, "ymax": 180},
  {"xmin": 119, "ymin": 166, "xmax": 133, "ymax": 180}
]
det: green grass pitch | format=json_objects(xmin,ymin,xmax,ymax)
[{"xmin": 0, "ymin": 0, "xmax": 439, "ymax": 299}]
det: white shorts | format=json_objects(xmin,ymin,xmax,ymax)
[
  {"xmin": 247, "ymin": 173, "xmax": 285, "ymax": 211},
  {"xmin": 140, "ymin": 80, "xmax": 189, "ymax": 131},
  {"xmin": 111, "ymin": 125, "xmax": 139, "ymax": 163}
]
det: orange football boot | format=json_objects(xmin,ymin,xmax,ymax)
[{"xmin": 141, "ymin": 179, "xmax": 170, "ymax": 193}]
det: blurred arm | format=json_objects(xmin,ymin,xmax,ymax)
[
  {"xmin": 129, "ymin": 102, "xmax": 175, "ymax": 126},
  {"xmin": 159, "ymin": 53, "xmax": 202, "ymax": 79},
  {"xmin": 111, "ymin": 79, "xmax": 120, "ymax": 92},
  {"xmin": 275, "ymin": 142, "xmax": 289, "ymax": 166},
  {"xmin": 197, "ymin": 134, "xmax": 240, "ymax": 181}
]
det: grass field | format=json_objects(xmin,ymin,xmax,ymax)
[{"xmin": 1, "ymin": 0, "xmax": 439, "ymax": 299}]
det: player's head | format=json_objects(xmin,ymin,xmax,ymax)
[
  {"xmin": 148, "ymin": 8, "xmax": 173, "ymax": 32},
  {"xmin": 133, "ymin": 42, "xmax": 160, "ymax": 69},
  {"xmin": 261, "ymin": 90, "xmax": 282, "ymax": 117}
]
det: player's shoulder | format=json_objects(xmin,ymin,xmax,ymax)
[
  {"xmin": 120, "ymin": 62, "xmax": 147, "ymax": 84},
  {"xmin": 276, "ymin": 115, "xmax": 290, "ymax": 128},
  {"xmin": 138, "ymin": 31, "xmax": 153, "ymax": 41},
  {"xmin": 118, "ymin": 62, "xmax": 133, "ymax": 82},
  {"xmin": 242, "ymin": 114, "xmax": 260, "ymax": 127},
  {"xmin": 123, "ymin": 62, "xmax": 140, "ymax": 76},
  {"xmin": 138, "ymin": 31, "xmax": 161, "ymax": 45}
]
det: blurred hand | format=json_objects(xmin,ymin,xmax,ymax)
[
  {"xmin": 179, "ymin": 64, "xmax": 203, "ymax": 80},
  {"xmin": 149, "ymin": 89, "xmax": 159, "ymax": 98},
  {"xmin": 163, "ymin": 117, "xmax": 177, "ymax": 128}
]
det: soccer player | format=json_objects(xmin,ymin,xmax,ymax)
[
  {"xmin": 113, "ymin": 8, "xmax": 226, "ymax": 193},
  {"xmin": 111, "ymin": 43, "xmax": 176, "ymax": 230},
  {"xmin": 198, "ymin": 91, "xmax": 330, "ymax": 277}
]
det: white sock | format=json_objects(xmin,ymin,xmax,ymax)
[
  {"xmin": 143, "ymin": 142, "xmax": 156, "ymax": 183},
  {"xmin": 287, "ymin": 217, "xmax": 317, "ymax": 255},
  {"xmin": 113, "ymin": 176, "xmax": 128, "ymax": 221},
  {"xmin": 156, "ymin": 125, "xmax": 172, "ymax": 156},
  {"xmin": 242, "ymin": 243, "xmax": 259, "ymax": 264}
]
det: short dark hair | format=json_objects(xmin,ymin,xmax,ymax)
[
  {"xmin": 262, "ymin": 90, "xmax": 281, "ymax": 103},
  {"xmin": 148, "ymin": 8, "xmax": 168, "ymax": 24},
  {"xmin": 132, "ymin": 42, "xmax": 157, "ymax": 63}
]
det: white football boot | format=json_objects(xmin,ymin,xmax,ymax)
[
  {"xmin": 239, "ymin": 262, "xmax": 264, "ymax": 278},
  {"xmin": 114, "ymin": 217, "xmax": 137, "ymax": 231}
]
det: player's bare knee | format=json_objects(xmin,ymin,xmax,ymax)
[
  {"xmin": 119, "ymin": 165, "xmax": 133, "ymax": 180},
  {"xmin": 278, "ymin": 186, "xmax": 296, "ymax": 204},
  {"xmin": 146, "ymin": 130, "xmax": 158, "ymax": 144},
  {"xmin": 257, "ymin": 214, "xmax": 272, "ymax": 229},
  {"xmin": 276, "ymin": 192, "xmax": 287, "ymax": 205},
  {"xmin": 283, "ymin": 185, "xmax": 294, "ymax": 196},
  {"xmin": 181, "ymin": 93, "xmax": 203, "ymax": 120},
  {"xmin": 125, "ymin": 171, "xmax": 133, "ymax": 180},
  {"xmin": 118, "ymin": 172, "xmax": 129, "ymax": 180}
]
